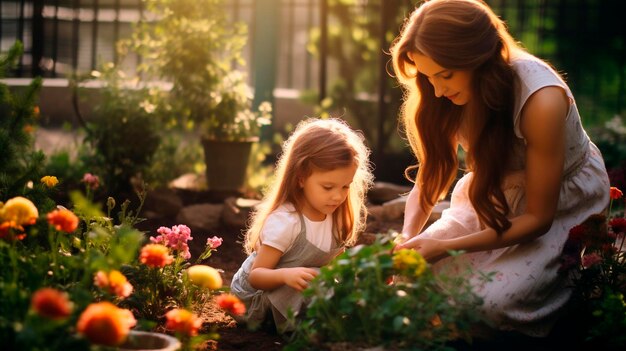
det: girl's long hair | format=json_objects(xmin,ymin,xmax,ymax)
[
  {"xmin": 391, "ymin": 0, "xmax": 521, "ymax": 233},
  {"xmin": 243, "ymin": 118, "xmax": 373, "ymax": 254}
]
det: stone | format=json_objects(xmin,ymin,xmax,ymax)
[
  {"xmin": 142, "ymin": 188, "xmax": 183, "ymax": 218},
  {"xmin": 222, "ymin": 197, "xmax": 261, "ymax": 231},
  {"xmin": 368, "ymin": 181, "xmax": 412, "ymax": 204},
  {"xmin": 175, "ymin": 203, "xmax": 223, "ymax": 234}
]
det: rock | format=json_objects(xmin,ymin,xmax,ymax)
[
  {"xmin": 169, "ymin": 173, "xmax": 207, "ymax": 191},
  {"xmin": 368, "ymin": 181, "xmax": 412, "ymax": 204},
  {"xmin": 143, "ymin": 188, "xmax": 183, "ymax": 218},
  {"xmin": 176, "ymin": 203, "xmax": 223, "ymax": 234},
  {"xmin": 381, "ymin": 196, "xmax": 407, "ymax": 221},
  {"xmin": 222, "ymin": 197, "xmax": 261, "ymax": 231}
]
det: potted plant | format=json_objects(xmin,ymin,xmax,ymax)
[{"xmin": 128, "ymin": 0, "xmax": 272, "ymax": 192}]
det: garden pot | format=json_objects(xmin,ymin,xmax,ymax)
[
  {"xmin": 201, "ymin": 138, "xmax": 256, "ymax": 192},
  {"xmin": 117, "ymin": 330, "xmax": 181, "ymax": 351}
]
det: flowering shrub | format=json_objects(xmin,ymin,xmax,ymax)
[
  {"xmin": 559, "ymin": 186, "xmax": 626, "ymax": 349},
  {"xmin": 0, "ymin": 190, "xmax": 246, "ymax": 350},
  {"xmin": 287, "ymin": 234, "xmax": 483, "ymax": 350}
]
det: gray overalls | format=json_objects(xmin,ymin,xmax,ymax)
[{"xmin": 230, "ymin": 214, "xmax": 343, "ymax": 333}]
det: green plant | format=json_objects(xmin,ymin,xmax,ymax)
[
  {"xmin": 75, "ymin": 63, "xmax": 165, "ymax": 196},
  {"xmin": 287, "ymin": 233, "xmax": 484, "ymax": 350},
  {"xmin": 558, "ymin": 186, "xmax": 626, "ymax": 349},
  {"xmin": 127, "ymin": 0, "xmax": 272, "ymax": 141}
]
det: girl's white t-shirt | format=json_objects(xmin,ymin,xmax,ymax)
[{"xmin": 260, "ymin": 203, "xmax": 334, "ymax": 253}]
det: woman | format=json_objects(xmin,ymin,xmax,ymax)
[{"xmin": 391, "ymin": 0, "xmax": 609, "ymax": 337}]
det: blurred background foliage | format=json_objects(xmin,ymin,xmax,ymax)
[{"xmin": 1, "ymin": 0, "xmax": 624, "ymax": 192}]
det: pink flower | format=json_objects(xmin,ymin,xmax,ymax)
[
  {"xmin": 150, "ymin": 224, "xmax": 193, "ymax": 260},
  {"xmin": 582, "ymin": 253, "xmax": 603, "ymax": 268},
  {"xmin": 82, "ymin": 173, "xmax": 100, "ymax": 190},
  {"xmin": 206, "ymin": 236, "xmax": 223, "ymax": 249}
]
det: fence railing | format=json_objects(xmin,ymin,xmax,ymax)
[{"xmin": 1, "ymin": 0, "xmax": 624, "ymax": 126}]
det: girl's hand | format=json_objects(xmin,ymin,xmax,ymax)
[
  {"xmin": 282, "ymin": 267, "xmax": 318, "ymax": 291},
  {"xmin": 395, "ymin": 236, "xmax": 448, "ymax": 263}
]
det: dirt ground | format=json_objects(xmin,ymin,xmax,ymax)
[{"xmin": 185, "ymin": 218, "xmax": 403, "ymax": 350}]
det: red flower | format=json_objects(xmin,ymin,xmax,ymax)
[
  {"xmin": 0, "ymin": 221, "xmax": 26, "ymax": 241},
  {"xmin": 610, "ymin": 217, "xmax": 626, "ymax": 235},
  {"xmin": 76, "ymin": 302, "xmax": 136, "ymax": 346},
  {"xmin": 215, "ymin": 294, "xmax": 246, "ymax": 316},
  {"xmin": 567, "ymin": 224, "xmax": 588, "ymax": 244},
  {"xmin": 165, "ymin": 308, "xmax": 203, "ymax": 336},
  {"xmin": 140, "ymin": 244, "xmax": 174, "ymax": 268},
  {"xmin": 31, "ymin": 288, "xmax": 73, "ymax": 320},
  {"xmin": 47, "ymin": 208, "xmax": 79, "ymax": 233},
  {"xmin": 610, "ymin": 186, "xmax": 623, "ymax": 200}
]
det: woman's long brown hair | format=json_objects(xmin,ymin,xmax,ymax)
[{"xmin": 391, "ymin": 0, "xmax": 521, "ymax": 233}]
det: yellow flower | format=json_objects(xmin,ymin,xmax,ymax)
[
  {"xmin": 393, "ymin": 249, "xmax": 427, "ymax": 277},
  {"xmin": 40, "ymin": 176, "xmax": 59, "ymax": 188},
  {"xmin": 0, "ymin": 196, "xmax": 39, "ymax": 226},
  {"xmin": 186, "ymin": 265, "xmax": 223, "ymax": 289}
]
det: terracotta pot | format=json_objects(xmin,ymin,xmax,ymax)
[{"xmin": 117, "ymin": 330, "xmax": 181, "ymax": 351}]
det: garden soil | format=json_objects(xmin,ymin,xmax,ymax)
[{"xmin": 138, "ymin": 210, "xmax": 404, "ymax": 351}]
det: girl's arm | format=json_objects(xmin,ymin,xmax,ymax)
[
  {"xmin": 248, "ymin": 244, "xmax": 318, "ymax": 291},
  {"xmin": 400, "ymin": 183, "xmax": 434, "ymax": 242},
  {"xmin": 399, "ymin": 86, "xmax": 568, "ymax": 260}
]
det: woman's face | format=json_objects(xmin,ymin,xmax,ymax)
[{"xmin": 409, "ymin": 53, "xmax": 473, "ymax": 105}]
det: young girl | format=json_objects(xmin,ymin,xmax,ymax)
[
  {"xmin": 230, "ymin": 118, "xmax": 373, "ymax": 333},
  {"xmin": 391, "ymin": 0, "xmax": 609, "ymax": 338}
]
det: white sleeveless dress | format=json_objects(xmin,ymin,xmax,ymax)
[{"xmin": 419, "ymin": 52, "xmax": 610, "ymax": 337}]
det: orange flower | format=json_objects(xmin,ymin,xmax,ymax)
[
  {"xmin": 31, "ymin": 288, "xmax": 73, "ymax": 320},
  {"xmin": 47, "ymin": 208, "xmax": 79, "ymax": 233},
  {"xmin": 0, "ymin": 221, "xmax": 26, "ymax": 241},
  {"xmin": 0, "ymin": 196, "xmax": 38, "ymax": 226},
  {"xmin": 94, "ymin": 270, "xmax": 133, "ymax": 298},
  {"xmin": 215, "ymin": 294, "xmax": 246, "ymax": 316},
  {"xmin": 33, "ymin": 105, "xmax": 40, "ymax": 117},
  {"xmin": 140, "ymin": 244, "xmax": 174, "ymax": 268},
  {"xmin": 76, "ymin": 302, "xmax": 136, "ymax": 346},
  {"xmin": 610, "ymin": 186, "xmax": 623, "ymax": 200},
  {"xmin": 165, "ymin": 308, "xmax": 203, "ymax": 336}
]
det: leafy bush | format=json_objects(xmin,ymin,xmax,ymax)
[{"xmin": 288, "ymin": 234, "xmax": 484, "ymax": 350}]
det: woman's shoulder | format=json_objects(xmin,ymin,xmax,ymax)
[{"xmin": 511, "ymin": 52, "xmax": 558, "ymax": 78}]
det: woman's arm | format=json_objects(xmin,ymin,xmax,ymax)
[
  {"xmin": 248, "ymin": 244, "xmax": 318, "ymax": 291},
  {"xmin": 400, "ymin": 86, "xmax": 568, "ymax": 260},
  {"xmin": 400, "ymin": 183, "xmax": 434, "ymax": 242}
]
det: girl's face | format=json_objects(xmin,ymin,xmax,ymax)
[
  {"xmin": 409, "ymin": 53, "xmax": 473, "ymax": 105},
  {"xmin": 299, "ymin": 164, "xmax": 357, "ymax": 221}
]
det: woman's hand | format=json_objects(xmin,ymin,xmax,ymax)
[
  {"xmin": 281, "ymin": 267, "xmax": 318, "ymax": 291},
  {"xmin": 395, "ymin": 236, "xmax": 449, "ymax": 263}
]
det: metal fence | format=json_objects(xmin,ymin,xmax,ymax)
[
  {"xmin": 1, "ymin": 0, "xmax": 624, "ymax": 125},
  {"xmin": 0, "ymin": 0, "xmax": 324, "ymax": 91}
]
